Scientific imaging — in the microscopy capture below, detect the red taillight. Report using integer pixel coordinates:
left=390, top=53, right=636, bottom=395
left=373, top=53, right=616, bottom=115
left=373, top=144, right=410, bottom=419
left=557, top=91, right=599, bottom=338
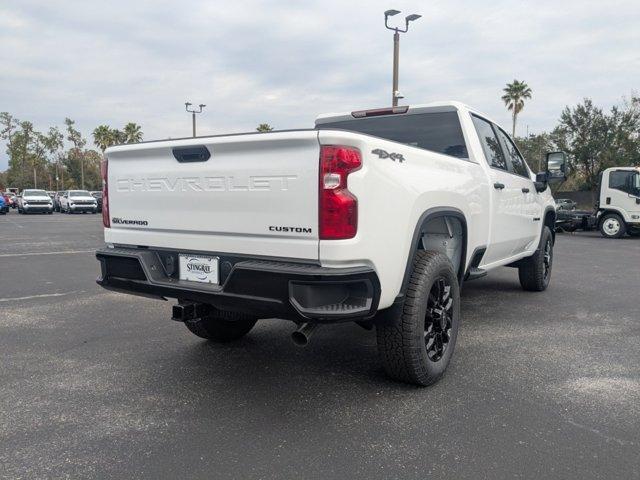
left=319, top=145, right=361, bottom=240
left=101, top=158, right=110, bottom=228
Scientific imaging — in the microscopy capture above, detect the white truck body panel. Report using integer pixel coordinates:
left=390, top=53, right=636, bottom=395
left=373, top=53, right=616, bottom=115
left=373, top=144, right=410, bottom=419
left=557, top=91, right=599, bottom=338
left=103, top=101, right=556, bottom=310
left=599, top=167, right=640, bottom=223
left=105, top=131, right=320, bottom=260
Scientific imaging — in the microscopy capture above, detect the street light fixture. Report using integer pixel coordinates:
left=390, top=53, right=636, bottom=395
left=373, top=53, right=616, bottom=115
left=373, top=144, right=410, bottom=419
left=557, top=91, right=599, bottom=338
left=384, top=9, right=421, bottom=106
left=185, top=102, right=206, bottom=137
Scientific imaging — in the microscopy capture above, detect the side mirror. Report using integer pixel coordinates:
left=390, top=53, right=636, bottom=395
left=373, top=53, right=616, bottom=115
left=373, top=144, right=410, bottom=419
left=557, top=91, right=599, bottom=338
left=545, top=151, right=568, bottom=184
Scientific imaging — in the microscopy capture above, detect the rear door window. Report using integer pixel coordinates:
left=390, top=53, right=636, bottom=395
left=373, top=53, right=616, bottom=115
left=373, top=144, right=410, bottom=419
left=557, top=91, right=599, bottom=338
left=495, top=128, right=530, bottom=178
left=471, top=116, right=508, bottom=170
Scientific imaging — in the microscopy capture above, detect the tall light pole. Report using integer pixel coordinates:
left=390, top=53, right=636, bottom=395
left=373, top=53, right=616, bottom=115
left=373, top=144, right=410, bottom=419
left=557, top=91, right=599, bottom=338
left=185, top=102, right=206, bottom=137
left=384, top=10, right=421, bottom=107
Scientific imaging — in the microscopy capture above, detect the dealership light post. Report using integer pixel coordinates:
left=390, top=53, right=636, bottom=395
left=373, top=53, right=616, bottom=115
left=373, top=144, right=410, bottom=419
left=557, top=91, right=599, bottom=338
left=384, top=9, right=421, bottom=107
left=185, top=102, right=206, bottom=137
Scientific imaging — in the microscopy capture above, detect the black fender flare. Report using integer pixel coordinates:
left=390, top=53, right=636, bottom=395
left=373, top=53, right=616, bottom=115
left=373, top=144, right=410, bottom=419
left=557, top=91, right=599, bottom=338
left=397, top=207, right=468, bottom=299
left=543, top=206, right=556, bottom=244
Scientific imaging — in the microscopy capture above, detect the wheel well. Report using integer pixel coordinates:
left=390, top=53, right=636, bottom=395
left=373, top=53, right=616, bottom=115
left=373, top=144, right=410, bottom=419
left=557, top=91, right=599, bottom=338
left=599, top=209, right=624, bottom=221
left=419, top=216, right=465, bottom=279
left=399, top=209, right=468, bottom=297
left=544, top=208, right=556, bottom=243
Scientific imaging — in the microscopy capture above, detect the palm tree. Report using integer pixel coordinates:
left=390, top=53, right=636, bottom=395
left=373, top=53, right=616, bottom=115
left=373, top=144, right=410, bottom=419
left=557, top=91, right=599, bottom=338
left=123, top=122, right=143, bottom=143
left=501, top=80, right=533, bottom=138
left=256, top=123, right=273, bottom=132
left=92, top=125, right=113, bottom=152
left=111, top=129, right=127, bottom=145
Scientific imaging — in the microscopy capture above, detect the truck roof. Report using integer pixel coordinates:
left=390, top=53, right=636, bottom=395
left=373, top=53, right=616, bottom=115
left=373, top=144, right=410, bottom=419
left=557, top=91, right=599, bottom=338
left=315, top=100, right=491, bottom=125
left=602, top=166, right=640, bottom=172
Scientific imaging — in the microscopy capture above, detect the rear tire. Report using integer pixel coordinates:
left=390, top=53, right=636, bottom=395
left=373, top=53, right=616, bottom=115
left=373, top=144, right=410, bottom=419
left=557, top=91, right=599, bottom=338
left=599, top=213, right=626, bottom=239
left=184, top=309, right=258, bottom=342
left=376, top=251, right=460, bottom=387
left=518, top=226, right=553, bottom=291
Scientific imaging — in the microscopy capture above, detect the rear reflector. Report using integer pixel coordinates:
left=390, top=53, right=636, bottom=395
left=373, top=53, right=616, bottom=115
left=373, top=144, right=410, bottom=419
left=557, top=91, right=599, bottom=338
left=319, top=146, right=361, bottom=240
left=101, top=158, right=110, bottom=228
left=351, top=106, right=409, bottom=118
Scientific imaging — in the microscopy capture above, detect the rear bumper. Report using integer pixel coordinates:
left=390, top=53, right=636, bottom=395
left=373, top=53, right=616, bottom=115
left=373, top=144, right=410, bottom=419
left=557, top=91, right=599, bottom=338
left=96, top=247, right=380, bottom=322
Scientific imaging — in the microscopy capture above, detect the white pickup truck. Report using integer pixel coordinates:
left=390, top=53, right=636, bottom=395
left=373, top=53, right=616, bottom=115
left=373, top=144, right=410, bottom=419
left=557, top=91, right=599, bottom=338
left=96, top=101, right=567, bottom=386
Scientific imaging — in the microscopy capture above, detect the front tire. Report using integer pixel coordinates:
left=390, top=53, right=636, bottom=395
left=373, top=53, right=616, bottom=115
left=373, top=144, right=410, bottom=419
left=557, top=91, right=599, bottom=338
left=376, top=251, right=460, bottom=387
left=184, top=309, right=258, bottom=342
left=599, top=213, right=626, bottom=239
left=518, top=226, right=553, bottom=291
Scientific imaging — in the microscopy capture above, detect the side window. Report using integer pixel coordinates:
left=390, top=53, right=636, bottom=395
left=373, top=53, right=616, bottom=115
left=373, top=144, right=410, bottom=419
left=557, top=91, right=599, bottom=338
left=471, top=115, right=508, bottom=170
left=495, top=128, right=530, bottom=178
left=609, top=171, right=639, bottom=195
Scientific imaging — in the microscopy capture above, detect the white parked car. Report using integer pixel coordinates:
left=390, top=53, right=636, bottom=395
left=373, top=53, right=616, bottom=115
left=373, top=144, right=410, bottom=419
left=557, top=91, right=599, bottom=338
left=17, top=189, right=53, bottom=214
left=59, top=190, right=98, bottom=214
left=96, top=101, right=566, bottom=386
left=596, top=167, right=640, bottom=238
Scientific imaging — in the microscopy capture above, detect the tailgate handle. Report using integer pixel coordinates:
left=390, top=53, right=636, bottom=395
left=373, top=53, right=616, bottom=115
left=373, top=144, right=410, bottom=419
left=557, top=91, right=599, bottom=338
left=172, top=146, right=211, bottom=163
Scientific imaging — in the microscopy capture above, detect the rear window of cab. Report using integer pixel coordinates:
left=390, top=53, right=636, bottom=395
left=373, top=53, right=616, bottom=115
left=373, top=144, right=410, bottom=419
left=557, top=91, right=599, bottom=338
left=317, top=111, right=468, bottom=159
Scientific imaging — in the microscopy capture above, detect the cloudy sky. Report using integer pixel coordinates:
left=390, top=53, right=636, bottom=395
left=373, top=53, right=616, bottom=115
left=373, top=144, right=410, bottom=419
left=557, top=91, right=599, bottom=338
left=1, top=0, right=638, bottom=170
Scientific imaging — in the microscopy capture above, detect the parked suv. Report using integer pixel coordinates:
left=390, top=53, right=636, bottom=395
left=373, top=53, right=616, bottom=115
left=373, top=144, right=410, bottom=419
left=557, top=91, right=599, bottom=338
left=91, top=191, right=103, bottom=212
left=0, top=194, right=7, bottom=214
left=53, top=191, right=66, bottom=212
left=59, top=190, right=98, bottom=214
left=96, top=101, right=566, bottom=386
left=17, top=189, right=53, bottom=214
left=2, top=193, right=15, bottom=211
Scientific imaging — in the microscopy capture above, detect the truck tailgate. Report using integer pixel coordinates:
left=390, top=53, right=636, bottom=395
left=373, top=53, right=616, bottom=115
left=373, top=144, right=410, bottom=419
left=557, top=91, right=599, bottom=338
left=105, top=130, right=320, bottom=260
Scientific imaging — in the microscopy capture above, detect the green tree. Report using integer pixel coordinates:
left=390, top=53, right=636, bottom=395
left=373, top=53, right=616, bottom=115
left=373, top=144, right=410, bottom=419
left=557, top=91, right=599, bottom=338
left=0, top=112, right=20, bottom=187
left=123, top=122, right=143, bottom=143
left=502, top=80, right=533, bottom=138
left=92, top=125, right=113, bottom=152
left=256, top=123, right=273, bottom=132
left=93, top=123, right=143, bottom=153
left=605, top=95, right=640, bottom=168
left=44, top=126, right=65, bottom=190
left=552, top=99, right=612, bottom=190
left=515, top=132, right=556, bottom=172
left=65, top=118, right=88, bottom=189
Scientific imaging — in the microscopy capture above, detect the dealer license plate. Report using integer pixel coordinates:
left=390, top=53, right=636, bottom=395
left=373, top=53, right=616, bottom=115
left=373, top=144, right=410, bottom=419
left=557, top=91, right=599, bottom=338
left=179, top=254, right=219, bottom=284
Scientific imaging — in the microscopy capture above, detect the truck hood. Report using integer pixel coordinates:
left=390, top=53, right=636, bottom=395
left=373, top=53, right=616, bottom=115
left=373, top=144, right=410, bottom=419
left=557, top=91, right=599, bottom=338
left=23, top=195, right=51, bottom=201
left=69, top=196, right=96, bottom=201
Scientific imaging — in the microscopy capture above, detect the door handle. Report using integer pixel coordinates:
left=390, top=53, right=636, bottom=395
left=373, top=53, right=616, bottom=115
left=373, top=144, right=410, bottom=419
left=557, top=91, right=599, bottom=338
left=521, top=187, right=530, bottom=193
left=493, top=182, right=505, bottom=190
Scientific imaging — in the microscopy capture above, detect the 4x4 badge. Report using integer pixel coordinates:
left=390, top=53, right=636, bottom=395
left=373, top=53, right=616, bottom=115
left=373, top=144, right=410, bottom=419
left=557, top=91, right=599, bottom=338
left=372, top=148, right=405, bottom=163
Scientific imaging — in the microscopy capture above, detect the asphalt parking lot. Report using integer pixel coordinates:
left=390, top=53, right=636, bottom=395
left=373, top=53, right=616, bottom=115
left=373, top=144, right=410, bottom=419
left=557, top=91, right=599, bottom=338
left=0, top=211, right=639, bottom=479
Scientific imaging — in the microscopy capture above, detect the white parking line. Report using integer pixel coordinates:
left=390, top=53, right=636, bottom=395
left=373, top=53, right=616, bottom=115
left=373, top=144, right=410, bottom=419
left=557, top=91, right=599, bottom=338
left=0, top=292, right=81, bottom=303
left=0, top=249, right=95, bottom=258
left=3, top=217, right=25, bottom=228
